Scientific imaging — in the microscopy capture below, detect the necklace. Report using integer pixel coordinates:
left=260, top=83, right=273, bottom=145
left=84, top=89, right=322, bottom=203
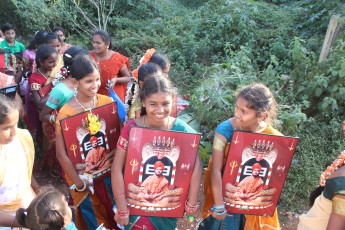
left=37, top=68, right=48, bottom=80
left=143, top=115, right=170, bottom=130
left=74, top=94, right=97, bottom=111
left=319, top=150, right=345, bottom=186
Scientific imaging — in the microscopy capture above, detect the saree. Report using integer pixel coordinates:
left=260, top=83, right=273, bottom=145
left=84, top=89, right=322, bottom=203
left=117, top=119, right=196, bottom=230
left=0, top=129, right=35, bottom=230
left=56, top=94, right=119, bottom=230
left=298, top=177, right=345, bottom=230
left=202, top=120, right=282, bottom=230
left=90, top=51, right=130, bottom=102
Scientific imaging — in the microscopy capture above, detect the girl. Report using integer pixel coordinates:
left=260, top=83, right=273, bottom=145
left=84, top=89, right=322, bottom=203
left=298, top=152, right=345, bottom=229
left=26, top=44, right=57, bottom=142
left=45, top=32, right=64, bottom=79
left=111, top=76, right=202, bottom=230
left=16, top=189, right=76, bottom=230
left=127, top=62, right=162, bottom=120
left=23, top=30, right=48, bottom=72
left=201, top=83, right=282, bottom=230
left=0, top=94, right=40, bottom=229
left=90, top=30, right=130, bottom=101
left=55, top=55, right=118, bottom=230
left=53, top=27, right=72, bottom=55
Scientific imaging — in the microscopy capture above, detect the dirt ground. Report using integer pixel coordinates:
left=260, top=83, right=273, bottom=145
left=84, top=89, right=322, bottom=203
left=34, top=169, right=300, bottom=230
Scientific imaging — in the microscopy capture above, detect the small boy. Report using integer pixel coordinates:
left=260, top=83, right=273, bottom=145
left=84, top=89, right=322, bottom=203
left=0, top=23, right=25, bottom=54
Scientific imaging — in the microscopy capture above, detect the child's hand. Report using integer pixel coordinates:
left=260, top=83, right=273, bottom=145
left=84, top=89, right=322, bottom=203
left=114, top=212, right=129, bottom=226
left=106, top=77, right=117, bottom=90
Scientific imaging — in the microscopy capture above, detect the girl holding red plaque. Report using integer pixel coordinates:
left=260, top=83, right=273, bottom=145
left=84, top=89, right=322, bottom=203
left=201, top=83, right=283, bottom=230
left=111, top=76, right=202, bottom=230
left=55, top=55, right=118, bottom=230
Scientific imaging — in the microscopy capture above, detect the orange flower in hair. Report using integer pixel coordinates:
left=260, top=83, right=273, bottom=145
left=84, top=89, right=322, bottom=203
left=132, top=48, right=156, bottom=79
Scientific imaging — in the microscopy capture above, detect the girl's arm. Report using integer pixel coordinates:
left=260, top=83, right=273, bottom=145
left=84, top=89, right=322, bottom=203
left=210, top=132, right=228, bottom=220
left=0, top=213, right=19, bottom=228
left=326, top=195, right=345, bottom=230
left=31, top=90, right=48, bottom=110
left=56, top=133, right=89, bottom=190
left=185, top=154, right=202, bottom=216
left=40, top=105, right=55, bottom=123
left=111, top=147, right=129, bottom=226
left=108, top=65, right=131, bottom=88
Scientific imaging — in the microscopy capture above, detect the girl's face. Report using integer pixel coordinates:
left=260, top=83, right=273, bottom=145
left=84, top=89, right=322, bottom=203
left=234, top=96, right=264, bottom=131
left=92, top=34, right=109, bottom=54
left=142, top=91, right=173, bottom=122
left=76, top=70, right=101, bottom=97
left=48, top=39, right=61, bottom=54
left=54, top=30, right=65, bottom=43
left=39, top=53, right=58, bottom=72
left=0, top=109, right=19, bottom=145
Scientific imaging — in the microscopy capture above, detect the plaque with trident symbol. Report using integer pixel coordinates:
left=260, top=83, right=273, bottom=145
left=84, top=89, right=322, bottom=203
left=130, top=159, right=138, bottom=175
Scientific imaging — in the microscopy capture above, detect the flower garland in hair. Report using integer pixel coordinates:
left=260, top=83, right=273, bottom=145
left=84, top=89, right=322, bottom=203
left=319, top=150, right=345, bottom=186
left=131, top=48, right=156, bottom=79
left=51, top=67, right=68, bottom=86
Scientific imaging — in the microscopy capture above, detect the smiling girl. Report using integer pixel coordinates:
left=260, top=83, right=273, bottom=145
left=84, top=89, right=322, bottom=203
left=111, top=76, right=202, bottom=230
left=201, top=83, right=282, bottom=230
left=55, top=55, right=118, bottom=230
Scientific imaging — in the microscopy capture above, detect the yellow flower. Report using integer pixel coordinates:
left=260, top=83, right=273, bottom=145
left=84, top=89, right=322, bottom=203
left=88, top=113, right=100, bottom=135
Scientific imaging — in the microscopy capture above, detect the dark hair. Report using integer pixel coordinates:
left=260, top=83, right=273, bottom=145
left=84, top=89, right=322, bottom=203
left=71, top=55, right=99, bottom=80
left=52, top=26, right=65, bottom=35
left=140, top=76, right=175, bottom=116
left=35, top=44, right=57, bottom=68
left=27, top=30, right=48, bottom=50
left=149, top=52, right=170, bottom=70
left=16, top=189, right=69, bottom=230
left=138, top=63, right=162, bottom=83
left=62, top=46, right=90, bottom=77
left=236, top=83, right=277, bottom=125
left=14, top=52, right=23, bottom=61
left=309, top=186, right=324, bottom=206
left=92, top=30, right=111, bottom=48
left=0, top=94, right=20, bottom=125
left=1, top=23, right=15, bottom=33
left=45, top=32, right=61, bottom=44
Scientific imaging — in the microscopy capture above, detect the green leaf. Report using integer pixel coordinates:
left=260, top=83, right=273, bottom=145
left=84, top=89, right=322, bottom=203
left=314, top=88, right=322, bottom=97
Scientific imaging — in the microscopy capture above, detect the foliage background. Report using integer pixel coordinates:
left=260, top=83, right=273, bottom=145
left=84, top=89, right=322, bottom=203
left=1, top=0, right=345, bottom=213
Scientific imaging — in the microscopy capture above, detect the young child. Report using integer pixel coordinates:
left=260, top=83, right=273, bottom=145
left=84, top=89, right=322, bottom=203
left=0, top=23, right=25, bottom=54
left=53, top=26, right=72, bottom=55
left=111, top=76, right=202, bottom=230
left=201, top=83, right=282, bottom=230
left=55, top=55, right=117, bottom=230
left=16, top=189, right=76, bottom=230
left=0, top=94, right=40, bottom=229
left=23, top=30, right=48, bottom=72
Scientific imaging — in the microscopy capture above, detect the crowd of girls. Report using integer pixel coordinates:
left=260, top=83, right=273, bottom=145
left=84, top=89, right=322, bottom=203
left=1, top=22, right=345, bottom=230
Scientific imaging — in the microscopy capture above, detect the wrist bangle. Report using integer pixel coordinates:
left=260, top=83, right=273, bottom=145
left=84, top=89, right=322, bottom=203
left=75, top=181, right=86, bottom=192
left=115, top=194, right=125, bottom=200
left=214, top=204, right=225, bottom=209
left=49, top=114, right=56, bottom=124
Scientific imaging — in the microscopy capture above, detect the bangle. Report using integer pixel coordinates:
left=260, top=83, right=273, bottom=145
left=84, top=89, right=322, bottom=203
left=75, top=181, right=86, bottom=192
left=117, top=209, right=129, bottom=219
left=214, top=204, right=225, bottom=209
left=49, top=114, right=56, bottom=124
left=185, top=199, right=198, bottom=213
left=211, top=204, right=226, bottom=215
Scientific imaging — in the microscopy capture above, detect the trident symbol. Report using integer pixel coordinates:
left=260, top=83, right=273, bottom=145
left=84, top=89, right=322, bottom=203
left=64, top=122, right=69, bottom=131
left=112, top=105, right=117, bottom=114
left=70, top=144, right=77, bottom=157
left=288, top=141, right=294, bottom=151
left=233, top=133, right=239, bottom=144
left=130, top=159, right=138, bottom=174
left=229, top=160, right=238, bottom=175
left=191, top=137, right=197, bottom=148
